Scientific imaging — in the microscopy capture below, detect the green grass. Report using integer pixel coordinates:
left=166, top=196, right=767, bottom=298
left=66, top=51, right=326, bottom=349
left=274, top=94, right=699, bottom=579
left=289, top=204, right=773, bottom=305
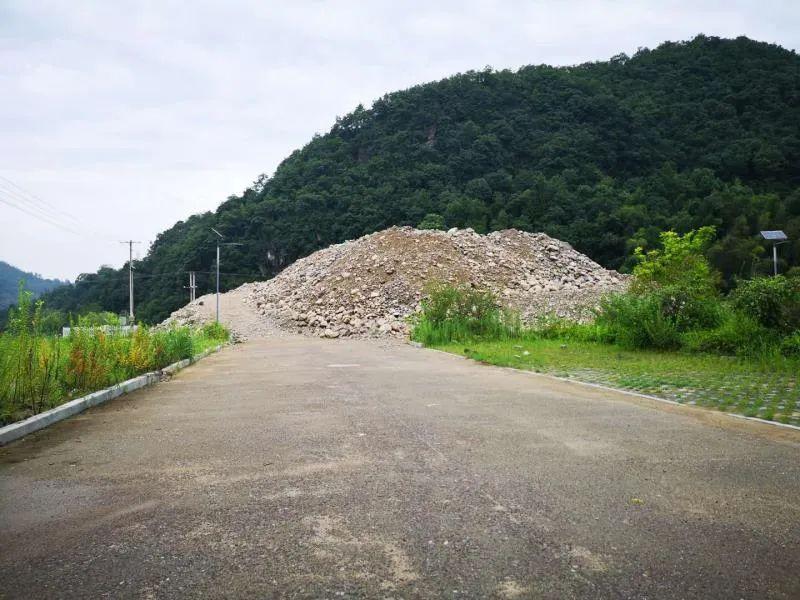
left=434, top=338, right=800, bottom=426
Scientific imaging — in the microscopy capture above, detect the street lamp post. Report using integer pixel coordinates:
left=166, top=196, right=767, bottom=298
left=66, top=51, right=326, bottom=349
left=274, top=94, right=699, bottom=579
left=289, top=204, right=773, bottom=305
left=760, top=231, right=789, bottom=276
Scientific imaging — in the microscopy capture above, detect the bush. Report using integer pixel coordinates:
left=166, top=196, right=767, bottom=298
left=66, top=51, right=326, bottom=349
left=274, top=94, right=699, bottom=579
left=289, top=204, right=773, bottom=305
left=77, top=311, right=122, bottom=327
left=530, top=315, right=610, bottom=343
left=411, top=283, right=518, bottom=344
left=201, top=321, right=230, bottom=341
left=780, top=331, right=800, bottom=357
left=681, top=311, right=774, bottom=356
left=38, top=308, right=67, bottom=335
left=594, top=227, right=729, bottom=351
left=151, top=327, right=194, bottom=367
left=596, top=293, right=681, bottom=350
left=654, top=286, right=725, bottom=332
left=416, top=282, right=496, bottom=327
left=631, top=226, right=718, bottom=296
left=730, top=275, right=800, bottom=330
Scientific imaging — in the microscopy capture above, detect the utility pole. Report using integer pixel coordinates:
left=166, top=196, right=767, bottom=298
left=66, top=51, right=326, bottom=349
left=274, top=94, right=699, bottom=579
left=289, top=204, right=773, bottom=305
left=211, top=228, right=242, bottom=323
left=216, top=243, right=220, bottom=321
left=184, top=271, right=197, bottom=302
left=119, top=240, right=140, bottom=322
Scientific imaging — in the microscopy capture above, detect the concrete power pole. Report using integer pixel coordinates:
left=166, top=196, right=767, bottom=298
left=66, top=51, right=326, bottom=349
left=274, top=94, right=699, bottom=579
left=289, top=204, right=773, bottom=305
left=184, top=271, right=197, bottom=302
left=210, top=228, right=242, bottom=323
left=216, top=243, right=220, bottom=321
left=120, top=240, right=140, bottom=322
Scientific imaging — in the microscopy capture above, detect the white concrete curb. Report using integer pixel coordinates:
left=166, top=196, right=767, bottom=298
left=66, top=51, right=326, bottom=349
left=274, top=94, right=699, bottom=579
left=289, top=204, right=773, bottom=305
left=0, top=344, right=224, bottom=446
left=415, top=344, right=800, bottom=433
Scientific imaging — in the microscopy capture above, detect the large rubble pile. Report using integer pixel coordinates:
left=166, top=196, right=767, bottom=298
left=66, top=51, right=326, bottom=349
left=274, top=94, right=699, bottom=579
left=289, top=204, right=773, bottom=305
left=229, top=227, right=628, bottom=338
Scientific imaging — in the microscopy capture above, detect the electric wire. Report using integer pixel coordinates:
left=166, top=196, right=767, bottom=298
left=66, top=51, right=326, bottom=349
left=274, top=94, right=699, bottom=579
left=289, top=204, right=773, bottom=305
left=0, top=176, right=118, bottom=241
left=65, top=270, right=266, bottom=286
left=0, top=176, right=83, bottom=227
left=0, top=192, right=87, bottom=237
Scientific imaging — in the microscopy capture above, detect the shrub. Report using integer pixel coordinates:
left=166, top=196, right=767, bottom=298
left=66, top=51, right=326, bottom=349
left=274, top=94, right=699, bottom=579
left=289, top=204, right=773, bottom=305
left=150, top=327, right=193, bottom=368
left=419, top=282, right=496, bottom=326
left=730, top=275, right=800, bottom=330
left=201, top=321, right=230, bottom=341
left=165, top=327, right=194, bottom=362
left=596, top=293, right=681, bottom=350
left=780, top=331, right=800, bottom=357
left=652, top=286, right=725, bottom=332
left=631, top=226, right=718, bottom=296
left=411, top=283, right=517, bottom=344
left=76, top=311, right=122, bottom=327
left=681, top=311, right=774, bottom=356
left=530, top=314, right=610, bottom=343
left=596, top=227, right=727, bottom=351
left=38, top=308, right=67, bottom=335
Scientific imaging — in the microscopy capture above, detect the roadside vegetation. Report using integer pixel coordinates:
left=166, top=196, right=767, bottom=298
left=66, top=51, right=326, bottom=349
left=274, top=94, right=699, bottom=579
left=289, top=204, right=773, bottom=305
left=412, top=228, right=800, bottom=425
left=0, top=287, right=229, bottom=426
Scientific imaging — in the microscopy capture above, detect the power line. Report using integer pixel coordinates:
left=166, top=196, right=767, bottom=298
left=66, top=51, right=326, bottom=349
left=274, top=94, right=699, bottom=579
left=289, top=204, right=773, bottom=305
left=0, top=176, right=83, bottom=227
left=63, top=270, right=264, bottom=285
left=0, top=181, right=84, bottom=232
left=193, top=270, right=265, bottom=277
left=0, top=176, right=116, bottom=241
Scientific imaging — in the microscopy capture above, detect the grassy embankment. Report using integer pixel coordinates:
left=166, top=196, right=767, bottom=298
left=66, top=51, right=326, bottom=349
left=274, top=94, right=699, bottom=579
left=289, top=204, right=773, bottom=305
left=0, top=289, right=229, bottom=426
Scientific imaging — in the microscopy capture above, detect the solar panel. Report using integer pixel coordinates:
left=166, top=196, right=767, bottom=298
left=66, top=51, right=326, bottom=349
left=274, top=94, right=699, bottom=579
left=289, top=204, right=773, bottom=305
left=760, top=230, right=788, bottom=241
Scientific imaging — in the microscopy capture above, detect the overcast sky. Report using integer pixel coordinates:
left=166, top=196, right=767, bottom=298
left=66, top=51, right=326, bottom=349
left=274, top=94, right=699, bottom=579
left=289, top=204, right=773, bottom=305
left=1, top=1, right=798, bottom=280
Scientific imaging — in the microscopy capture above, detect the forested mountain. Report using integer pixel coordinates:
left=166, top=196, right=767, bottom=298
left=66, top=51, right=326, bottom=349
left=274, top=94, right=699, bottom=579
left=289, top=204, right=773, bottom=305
left=0, top=261, right=65, bottom=309
left=40, top=35, right=800, bottom=323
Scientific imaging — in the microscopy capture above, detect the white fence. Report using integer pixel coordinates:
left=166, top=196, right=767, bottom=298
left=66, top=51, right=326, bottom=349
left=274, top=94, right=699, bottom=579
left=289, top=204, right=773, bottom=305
left=61, top=325, right=139, bottom=337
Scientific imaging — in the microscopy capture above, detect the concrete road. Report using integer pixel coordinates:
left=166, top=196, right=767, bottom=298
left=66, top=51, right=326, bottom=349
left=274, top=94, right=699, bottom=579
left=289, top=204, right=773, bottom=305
left=1, top=338, right=799, bottom=599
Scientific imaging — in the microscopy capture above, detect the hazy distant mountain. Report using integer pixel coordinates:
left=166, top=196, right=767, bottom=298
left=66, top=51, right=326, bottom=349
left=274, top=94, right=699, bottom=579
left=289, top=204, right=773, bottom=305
left=0, top=261, right=66, bottom=310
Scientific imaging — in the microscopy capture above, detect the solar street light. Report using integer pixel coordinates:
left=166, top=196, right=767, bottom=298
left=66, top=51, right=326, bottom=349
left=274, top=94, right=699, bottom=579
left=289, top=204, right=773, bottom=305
left=760, top=231, right=788, bottom=276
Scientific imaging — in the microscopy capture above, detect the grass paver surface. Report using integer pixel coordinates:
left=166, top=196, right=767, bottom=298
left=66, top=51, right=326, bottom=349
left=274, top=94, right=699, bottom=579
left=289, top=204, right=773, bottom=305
left=435, top=339, right=800, bottom=426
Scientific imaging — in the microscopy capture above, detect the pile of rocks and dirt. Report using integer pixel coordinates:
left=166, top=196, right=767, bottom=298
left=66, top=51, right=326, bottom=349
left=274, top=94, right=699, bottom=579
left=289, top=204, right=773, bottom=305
left=190, top=226, right=627, bottom=339
left=162, top=286, right=285, bottom=342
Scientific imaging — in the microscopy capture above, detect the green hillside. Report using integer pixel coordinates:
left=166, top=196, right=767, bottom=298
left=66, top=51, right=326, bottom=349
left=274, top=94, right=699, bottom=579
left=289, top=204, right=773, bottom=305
left=0, top=261, right=65, bottom=310
left=40, top=35, right=800, bottom=323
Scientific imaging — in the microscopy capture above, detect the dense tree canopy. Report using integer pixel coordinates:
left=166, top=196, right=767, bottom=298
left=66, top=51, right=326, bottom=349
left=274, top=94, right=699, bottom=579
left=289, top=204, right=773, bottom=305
left=35, top=35, right=800, bottom=323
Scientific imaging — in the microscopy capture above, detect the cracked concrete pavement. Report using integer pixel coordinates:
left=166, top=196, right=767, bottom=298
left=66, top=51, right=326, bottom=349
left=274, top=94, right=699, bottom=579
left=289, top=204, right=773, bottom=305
left=1, top=337, right=799, bottom=598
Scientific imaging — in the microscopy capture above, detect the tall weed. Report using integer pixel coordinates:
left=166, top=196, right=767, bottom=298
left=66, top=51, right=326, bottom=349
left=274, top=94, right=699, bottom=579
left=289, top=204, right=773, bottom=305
left=0, top=286, right=230, bottom=425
